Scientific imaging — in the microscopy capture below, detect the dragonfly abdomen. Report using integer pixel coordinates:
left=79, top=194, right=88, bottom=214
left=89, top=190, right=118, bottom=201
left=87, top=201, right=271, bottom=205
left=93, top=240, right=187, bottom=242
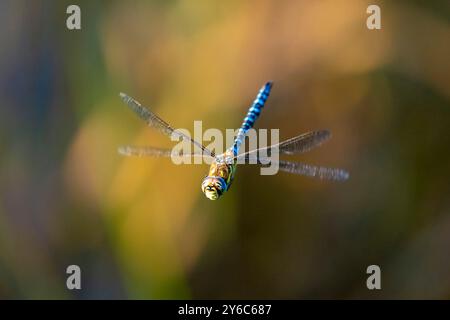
left=233, top=81, right=273, bottom=155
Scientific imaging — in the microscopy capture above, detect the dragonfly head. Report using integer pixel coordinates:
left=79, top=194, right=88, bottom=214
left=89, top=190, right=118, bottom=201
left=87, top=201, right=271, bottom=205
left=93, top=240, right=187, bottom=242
left=201, top=176, right=227, bottom=200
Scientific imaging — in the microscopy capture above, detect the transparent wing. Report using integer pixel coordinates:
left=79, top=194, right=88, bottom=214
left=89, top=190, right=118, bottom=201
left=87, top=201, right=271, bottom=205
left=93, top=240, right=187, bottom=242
left=120, top=93, right=215, bottom=157
left=118, top=145, right=212, bottom=160
left=239, top=130, right=331, bottom=159
left=238, top=155, right=349, bottom=181
left=276, top=160, right=349, bottom=181
left=277, top=130, right=331, bottom=155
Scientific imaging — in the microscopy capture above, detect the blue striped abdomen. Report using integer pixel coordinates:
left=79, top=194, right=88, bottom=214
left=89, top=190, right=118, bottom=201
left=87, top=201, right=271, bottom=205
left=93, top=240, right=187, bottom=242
left=232, top=81, right=273, bottom=155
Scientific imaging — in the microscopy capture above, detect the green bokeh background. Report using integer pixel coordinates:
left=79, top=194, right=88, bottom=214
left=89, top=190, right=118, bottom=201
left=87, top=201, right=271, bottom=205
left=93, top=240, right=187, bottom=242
left=0, top=0, right=449, bottom=299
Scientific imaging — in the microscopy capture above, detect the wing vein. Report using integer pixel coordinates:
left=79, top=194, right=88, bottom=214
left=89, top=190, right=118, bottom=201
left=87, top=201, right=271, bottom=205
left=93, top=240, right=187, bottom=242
left=119, top=93, right=215, bottom=157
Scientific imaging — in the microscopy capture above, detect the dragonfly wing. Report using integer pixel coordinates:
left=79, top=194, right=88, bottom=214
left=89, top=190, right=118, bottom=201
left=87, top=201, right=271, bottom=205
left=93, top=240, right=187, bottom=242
left=118, top=145, right=212, bottom=160
left=120, top=93, right=215, bottom=157
left=238, top=130, right=331, bottom=159
left=277, top=130, right=331, bottom=155
left=276, top=160, right=349, bottom=181
left=237, top=155, right=349, bottom=181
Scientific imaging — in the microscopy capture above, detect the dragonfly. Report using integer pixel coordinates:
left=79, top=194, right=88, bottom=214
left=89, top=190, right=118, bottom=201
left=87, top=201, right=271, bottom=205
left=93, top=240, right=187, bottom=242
left=118, top=81, right=349, bottom=200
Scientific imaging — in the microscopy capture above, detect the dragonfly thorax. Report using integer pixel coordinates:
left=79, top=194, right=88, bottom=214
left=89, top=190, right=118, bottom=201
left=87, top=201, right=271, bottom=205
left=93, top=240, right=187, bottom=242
left=215, top=149, right=235, bottom=165
left=201, top=150, right=237, bottom=200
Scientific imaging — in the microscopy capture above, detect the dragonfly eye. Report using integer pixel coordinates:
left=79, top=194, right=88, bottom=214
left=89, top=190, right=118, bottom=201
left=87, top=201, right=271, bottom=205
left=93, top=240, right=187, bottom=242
left=203, top=186, right=219, bottom=200
left=201, top=177, right=225, bottom=200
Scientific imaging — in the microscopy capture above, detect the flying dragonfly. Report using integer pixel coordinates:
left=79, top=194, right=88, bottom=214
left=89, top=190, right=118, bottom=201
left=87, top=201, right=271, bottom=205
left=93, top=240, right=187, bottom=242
left=118, top=82, right=349, bottom=200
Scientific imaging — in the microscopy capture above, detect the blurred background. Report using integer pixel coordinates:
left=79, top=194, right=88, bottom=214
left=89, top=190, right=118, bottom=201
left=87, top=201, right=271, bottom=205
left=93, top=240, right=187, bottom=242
left=0, top=0, right=449, bottom=299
